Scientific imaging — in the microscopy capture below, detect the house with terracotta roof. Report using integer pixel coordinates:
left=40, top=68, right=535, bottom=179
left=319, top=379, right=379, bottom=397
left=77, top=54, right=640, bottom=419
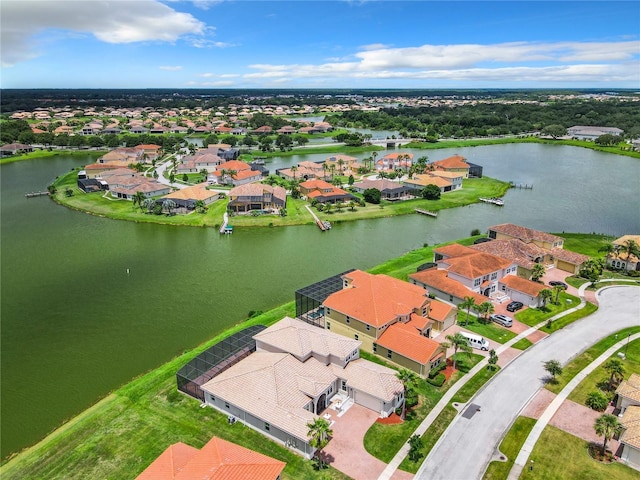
left=498, top=275, right=547, bottom=307
left=99, top=168, right=170, bottom=200
left=201, top=317, right=403, bottom=458
left=409, top=268, right=487, bottom=306
left=133, top=144, right=161, bottom=162
left=0, top=143, right=33, bottom=155
left=161, top=185, right=219, bottom=213
left=324, top=154, right=360, bottom=173
left=487, top=224, right=589, bottom=274
left=376, top=152, right=414, bottom=171
left=321, top=270, right=450, bottom=376
left=277, top=161, right=327, bottom=182
left=136, top=436, right=286, bottom=480
left=299, top=179, right=356, bottom=204
left=470, top=238, right=553, bottom=279
left=432, top=154, right=471, bottom=178
left=228, top=184, right=287, bottom=213
left=619, top=405, right=640, bottom=470
left=99, top=147, right=144, bottom=165
left=606, top=235, right=640, bottom=272
left=208, top=160, right=262, bottom=186
left=403, top=173, right=455, bottom=194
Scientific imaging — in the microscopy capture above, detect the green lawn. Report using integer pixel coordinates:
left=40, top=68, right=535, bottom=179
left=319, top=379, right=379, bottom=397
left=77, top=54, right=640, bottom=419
left=541, top=302, right=598, bottom=333
left=546, top=327, right=640, bottom=395
left=521, top=426, right=639, bottom=480
left=567, top=339, right=640, bottom=407
left=511, top=338, right=534, bottom=351
left=458, top=312, right=518, bottom=345
left=556, top=233, right=614, bottom=258
left=363, top=353, right=484, bottom=465
left=483, top=416, right=537, bottom=480
left=515, top=292, right=581, bottom=327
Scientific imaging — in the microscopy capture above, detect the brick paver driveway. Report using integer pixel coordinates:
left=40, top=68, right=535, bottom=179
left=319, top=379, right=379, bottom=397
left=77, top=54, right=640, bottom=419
left=323, top=403, right=413, bottom=480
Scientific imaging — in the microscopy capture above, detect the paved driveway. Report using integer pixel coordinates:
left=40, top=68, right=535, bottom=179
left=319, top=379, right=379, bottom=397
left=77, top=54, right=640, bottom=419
left=415, top=286, right=640, bottom=480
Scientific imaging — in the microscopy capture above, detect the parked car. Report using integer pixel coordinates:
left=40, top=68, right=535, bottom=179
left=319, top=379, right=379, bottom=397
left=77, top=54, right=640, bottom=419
left=490, top=314, right=513, bottom=327
left=506, top=301, right=524, bottom=312
left=549, top=281, right=568, bottom=289
left=459, top=331, right=490, bottom=351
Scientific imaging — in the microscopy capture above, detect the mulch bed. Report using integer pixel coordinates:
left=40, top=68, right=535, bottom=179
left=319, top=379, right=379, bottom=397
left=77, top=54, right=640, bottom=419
left=441, top=360, right=457, bottom=381
left=377, top=412, right=403, bottom=424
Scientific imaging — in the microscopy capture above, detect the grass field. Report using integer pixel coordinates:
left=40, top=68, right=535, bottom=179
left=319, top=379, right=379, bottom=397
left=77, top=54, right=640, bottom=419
left=457, top=312, right=519, bottom=345
left=520, top=426, right=638, bottom=480
left=515, top=292, right=581, bottom=327
left=483, top=416, right=537, bottom=480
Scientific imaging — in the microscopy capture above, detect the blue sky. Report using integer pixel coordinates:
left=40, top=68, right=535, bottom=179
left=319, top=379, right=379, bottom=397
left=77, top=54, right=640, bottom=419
left=1, top=1, right=639, bottom=89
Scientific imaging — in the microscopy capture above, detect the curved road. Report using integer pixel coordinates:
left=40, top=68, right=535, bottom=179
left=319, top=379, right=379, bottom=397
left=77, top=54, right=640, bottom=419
left=416, top=285, right=640, bottom=480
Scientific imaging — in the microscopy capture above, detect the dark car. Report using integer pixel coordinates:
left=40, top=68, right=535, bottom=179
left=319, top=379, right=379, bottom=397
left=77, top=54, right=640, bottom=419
left=506, top=301, right=524, bottom=312
left=549, top=281, right=568, bottom=289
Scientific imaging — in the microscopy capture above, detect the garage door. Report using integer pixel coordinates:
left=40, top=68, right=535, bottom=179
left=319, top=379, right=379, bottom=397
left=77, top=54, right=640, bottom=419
left=353, top=389, right=380, bottom=411
left=556, top=260, right=576, bottom=273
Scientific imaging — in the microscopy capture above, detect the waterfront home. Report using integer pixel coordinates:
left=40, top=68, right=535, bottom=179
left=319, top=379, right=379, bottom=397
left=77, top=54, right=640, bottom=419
left=324, top=154, right=359, bottom=173
left=0, top=143, right=33, bottom=155
left=606, top=235, right=640, bottom=272
left=136, top=436, right=286, bottom=480
left=470, top=238, right=553, bottom=279
left=201, top=317, right=403, bottom=459
left=403, top=173, right=455, bottom=194
left=487, top=224, right=589, bottom=274
left=351, top=178, right=412, bottom=200
left=409, top=268, right=487, bottom=306
left=321, top=270, right=450, bottom=376
left=177, top=152, right=224, bottom=174
left=227, top=183, right=286, bottom=213
left=431, top=154, right=471, bottom=178
left=278, top=161, right=327, bottom=181
left=99, top=168, right=170, bottom=200
left=208, top=160, right=262, bottom=186
left=161, top=185, right=219, bottom=213
left=498, top=275, right=547, bottom=308
left=299, top=179, right=356, bottom=204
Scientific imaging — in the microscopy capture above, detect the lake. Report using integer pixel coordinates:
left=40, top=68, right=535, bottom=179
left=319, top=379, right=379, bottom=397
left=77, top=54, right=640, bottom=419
left=1, top=144, right=638, bottom=458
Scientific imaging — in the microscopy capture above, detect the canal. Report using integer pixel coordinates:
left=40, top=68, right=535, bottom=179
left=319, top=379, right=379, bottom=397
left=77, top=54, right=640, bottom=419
left=1, top=144, right=638, bottom=458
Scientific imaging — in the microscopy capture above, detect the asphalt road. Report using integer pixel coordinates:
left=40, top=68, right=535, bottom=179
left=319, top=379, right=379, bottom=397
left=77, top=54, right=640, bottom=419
left=416, top=285, right=640, bottom=480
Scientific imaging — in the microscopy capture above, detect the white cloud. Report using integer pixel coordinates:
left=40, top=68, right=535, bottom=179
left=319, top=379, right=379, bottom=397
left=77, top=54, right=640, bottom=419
left=242, top=40, right=640, bottom=85
left=159, top=66, right=183, bottom=71
left=1, top=0, right=206, bottom=66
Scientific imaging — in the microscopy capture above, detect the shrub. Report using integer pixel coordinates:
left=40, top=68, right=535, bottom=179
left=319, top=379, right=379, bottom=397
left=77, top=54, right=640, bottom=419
left=428, top=362, right=446, bottom=378
left=471, top=228, right=481, bottom=236
left=586, top=391, right=609, bottom=411
left=427, top=373, right=446, bottom=387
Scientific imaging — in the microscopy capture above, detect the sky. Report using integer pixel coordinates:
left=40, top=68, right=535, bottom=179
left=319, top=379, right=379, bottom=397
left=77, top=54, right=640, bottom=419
left=1, top=0, right=639, bottom=89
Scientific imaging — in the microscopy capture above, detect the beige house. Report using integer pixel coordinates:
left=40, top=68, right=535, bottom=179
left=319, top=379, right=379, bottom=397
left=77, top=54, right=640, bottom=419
left=616, top=373, right=640, bottom=413
left=619, top=405, right=640, bottom=471
left=201, top=317, right=403, bottom=459
left=607, top=235, right=640, bottom=272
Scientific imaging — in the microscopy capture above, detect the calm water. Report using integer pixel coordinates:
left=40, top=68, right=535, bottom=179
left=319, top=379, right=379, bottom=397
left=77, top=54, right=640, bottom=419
left=1, top=144, right=639, bottom=458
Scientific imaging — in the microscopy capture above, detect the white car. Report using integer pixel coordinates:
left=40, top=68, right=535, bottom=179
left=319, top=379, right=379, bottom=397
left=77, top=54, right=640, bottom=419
left=490, top=314, right=513, bottom=327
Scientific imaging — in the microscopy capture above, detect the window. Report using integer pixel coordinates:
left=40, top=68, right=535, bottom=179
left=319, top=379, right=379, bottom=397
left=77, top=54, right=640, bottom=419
left=366, top=324, right=370, bottom=331
left=373, top=343, right=377, bottom=353
left=346, top=316, right=350, bottom=324
left=326, top=308, right=331, bottom=315
left=225, top=402, right=230, bottom=409
left=474, top=278, right=481, bottom=287
left=341, top=380, right=346, bottom=390
left=326, top=321, right=331, bottom=330
left=354, top=334, right=359, bottom=341
left=387, top=351, right=392, bottom=359
left=491, top=272, right=497, bottom=280
left=265, top=422, right=270, bottom=431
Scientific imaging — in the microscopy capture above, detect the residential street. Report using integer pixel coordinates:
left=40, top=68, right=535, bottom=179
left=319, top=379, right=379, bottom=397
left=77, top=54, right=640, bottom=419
left=416, top=285, right=640, bottom=480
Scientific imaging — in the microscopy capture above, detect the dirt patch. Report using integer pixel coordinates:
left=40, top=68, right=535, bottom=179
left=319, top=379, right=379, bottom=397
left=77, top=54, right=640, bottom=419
left=377, top=412, right=403, bottom=425
left=442, top=361, right=457, bottom=381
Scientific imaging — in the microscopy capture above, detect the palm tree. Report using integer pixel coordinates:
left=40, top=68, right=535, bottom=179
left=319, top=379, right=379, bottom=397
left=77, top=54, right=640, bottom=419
left=598, top=242, right=615, bottom=256
left=329, top=164, right=336, bottom=181
left=396, top=369, right=418, bottom=420
left=594, top=413, right=623, bottom=456
left=132, top=191, right=146, bottom=210
left=621, top=239, right=640, bottom=262
left=445, top=332, right=471, bottom=370
left=162, top=199, right=177, bottom=215
left=552, top=284, right=564, bottom=305
left=347, top=200, right=357, bottom=211
left=371, top=151, right=378, bottom=170
left=530, top=263, right=546, bottom=282
left=194, top=199, right=207, bottom=214
left=290, top=165, right=298, bottom=181
left=337, top=158, right=345, bottom=173
left=307, top=417, right=333, bottom=470
left=539, top=289, right=553, bottom=308
left=474, top=301, right=494, bottom=324
left=322, top=162, right=330, bottom=180
left=459, top=296, right=476, bottom=326
left=142, top=198, right=156, bottom=213
left=604, top=358, right=625, bottom=390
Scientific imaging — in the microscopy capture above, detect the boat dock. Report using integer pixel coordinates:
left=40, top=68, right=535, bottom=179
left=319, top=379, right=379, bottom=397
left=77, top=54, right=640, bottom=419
left=479, top=197, right=504, bottom=206
left=219, top=212, right=233, bottom=234
left=25, top=191, right=50, bottom=198
left=305, top=205, right=331, bottom=231
left=415, top=208, right=438, bottom=217
left=509, top=183, right=533, bottom=189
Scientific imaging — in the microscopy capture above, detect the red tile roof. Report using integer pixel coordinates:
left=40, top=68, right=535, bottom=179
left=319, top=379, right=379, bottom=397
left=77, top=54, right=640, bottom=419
left=427, top=299, right=455, bottom=322
left=499, top=275, right=547, bottom=297
left=377, top=322, right=443, bottom=364
left=409, top=269, right=486, bottom=304
left=440, top=250, right=513, bottom=279
left=434, top=243, right=477, bottom=258
left=324, top=270, right=429, bottom=328
left=137, top=437, right=285, bottom=480
left=433, top=155, right=469, bottom=169
left=489, top=223, right=563, bottom=244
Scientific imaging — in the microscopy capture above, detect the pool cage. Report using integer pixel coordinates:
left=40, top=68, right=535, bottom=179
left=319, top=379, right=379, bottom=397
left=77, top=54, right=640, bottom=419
left=295, top=269, right=355, bottom=327
left=176, top=324, right=267, bottom=400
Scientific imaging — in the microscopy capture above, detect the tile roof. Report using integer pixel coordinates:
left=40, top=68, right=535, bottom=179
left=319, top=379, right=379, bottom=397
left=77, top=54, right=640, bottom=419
left=164, top=185, right=218, bottom=201
left=377, top=322, right=443, bottom=364
left=218, top=160, right=251, bottom=171
left=471, top=239, right=547, bottom=270
left=617, top=373, right=640, bottom=403
left=427, top=299, right=455, bottom=322
left=440, top=250, right=513, bottom=279
left=613, top=235, right=640, bottom=247
left=407, top=312, right=431, bottom=331
left=254, top=316, right=361, bottom=361
left=499, top=275, right=547, bottom=297
left=550, top=248, right=590, bottom=265
left=353, top=179, right=408, bottom=192
left=229, top=183, right=285, bottom=201
left=434, top=243, right=477, bottom=258
left=404, top=174, right=451, bottom=188
left=409, top=269, right=486, bottom=304
left=137, top=437, right=285, bottom=480
left=331, top=358, right=403, bottom=401
left=323, top=270, right=429, bottom=328
left=620, top=406, right=640, bottom=449
left=300, top=179, right=334, bottom=189
left=433, top=155, right=469, bottom=169
left=489, top=224, right=563, bottom=244
left=381, top=152, right=414, bottom=160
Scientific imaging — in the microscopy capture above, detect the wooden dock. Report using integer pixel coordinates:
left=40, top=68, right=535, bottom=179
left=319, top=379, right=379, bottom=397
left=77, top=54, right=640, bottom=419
left=25, top=191, right=50, bottom=198
left=509, top=183, right=533, bottom=189
left=219, top=212, right=233, bottom=234
left=415, top=208, right=438, bottom=217
left=306, top=205, right=331, bottom=231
